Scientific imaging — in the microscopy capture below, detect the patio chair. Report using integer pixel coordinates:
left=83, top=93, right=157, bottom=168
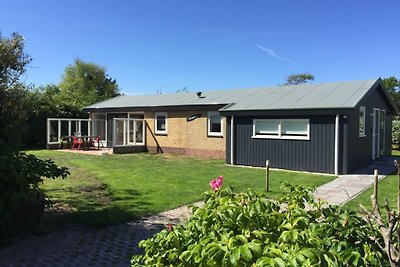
left=71, top=136, right=83, bottom=150
left=58, top=137, right=68, bottom=149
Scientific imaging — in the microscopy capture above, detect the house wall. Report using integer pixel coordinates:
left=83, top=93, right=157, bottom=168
left=346, top=86, right=394, bottom=172
left=144, top=110, right=226, bottom=158
left=227, top=115, right=336, bottom=173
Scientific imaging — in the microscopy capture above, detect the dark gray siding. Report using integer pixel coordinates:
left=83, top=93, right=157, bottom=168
left=226, top=116, right=232, bottom=163
left=346, top=86, right=395, bottom=172
left=232, top=116, right=335, bottom=173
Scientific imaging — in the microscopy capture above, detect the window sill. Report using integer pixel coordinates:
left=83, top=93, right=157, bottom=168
left=155, top=132, right=167, bottom=136
left=252, top=135, right=310, bottom=141
left=208, top=133, right=223, bottom=138
left=359, top=134, right=367, bottom=138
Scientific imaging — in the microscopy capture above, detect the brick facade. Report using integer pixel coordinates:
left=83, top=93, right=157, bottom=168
left=145, top=110, right=226, bottom=159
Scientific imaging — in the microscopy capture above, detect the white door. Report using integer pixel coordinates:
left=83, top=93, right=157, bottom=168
left=372, top=108, right=380, bottom=160
left=380, top=110, right=386, bottom=156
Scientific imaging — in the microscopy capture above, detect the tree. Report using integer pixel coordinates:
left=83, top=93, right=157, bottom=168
left=0, top=32, right=32, bottom=150
left=284, top=73, right=315, bottom=85
left=58, top=59, right=119, bottom=111
left=0, top=33, right=68, bottom=240
left=382, top=76, right=400, bottom=110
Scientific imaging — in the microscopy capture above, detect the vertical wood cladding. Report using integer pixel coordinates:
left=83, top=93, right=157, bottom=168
left=234, top=116, right=335, bottom=173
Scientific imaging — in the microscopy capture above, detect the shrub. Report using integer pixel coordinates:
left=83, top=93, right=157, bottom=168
left=132, top=183, right=384, bottom=266
left=392, top=119, right=400, bottom=149
left=0, top=152, right=69, bottom=239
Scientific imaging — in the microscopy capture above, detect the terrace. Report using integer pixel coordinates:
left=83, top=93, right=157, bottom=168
left=46, top=117, right=146, bottom=153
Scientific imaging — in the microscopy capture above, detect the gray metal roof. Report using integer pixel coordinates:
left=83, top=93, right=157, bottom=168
left=84, top=79, right=387, bottom=112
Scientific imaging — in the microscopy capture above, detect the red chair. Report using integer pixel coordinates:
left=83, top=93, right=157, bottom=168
left=71, top=137, right=83, bottom=150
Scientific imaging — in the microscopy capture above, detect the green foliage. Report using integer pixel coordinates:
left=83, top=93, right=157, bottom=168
left=59, top=58, right=119, bottom=110
left=0, top=32, right=32, bottom=88
left=132, top=184, right=384, bottom=266
left=0, top=152, right=69, bottom=238
left=0, top=33, right=69, bottom=240
left=284, top=73, right=315, bottom=85
left=0, top=33, right=32, bottom=151
left=382, top=76, right=400, bottom=111
left=393, top=119, right=400, bottom=149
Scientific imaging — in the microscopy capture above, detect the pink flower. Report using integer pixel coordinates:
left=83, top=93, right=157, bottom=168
left=167, top=223, right=173, bottom=232
left=210, top=176, right=224, bottom=191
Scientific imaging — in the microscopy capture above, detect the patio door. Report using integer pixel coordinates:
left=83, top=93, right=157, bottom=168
left=372, top=108, right=381, bottom=160
left=107, top=113, right=127, bottom=147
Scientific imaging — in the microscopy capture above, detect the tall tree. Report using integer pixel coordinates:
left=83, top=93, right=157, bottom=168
left=0, top=32, right=32, bottom=150
left=284, top=73, right=315, bottom=85
left=58, top=58, right=119, bottom=111
left=382, top=76, right=400, bottom=110
left=0, top=33, right=68, bottom=239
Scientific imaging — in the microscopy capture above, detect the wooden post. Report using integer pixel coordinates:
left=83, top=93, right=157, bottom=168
left=373, top=169, right=378, bottom=203
left=266, top=160, right=270, bottom=192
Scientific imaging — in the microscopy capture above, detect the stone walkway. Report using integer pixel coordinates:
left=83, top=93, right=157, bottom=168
left=314, top=156, right=398, bottom=205
left=0, top=157, right=397, bottom=266
left=0, top=203, right=202, bottom=267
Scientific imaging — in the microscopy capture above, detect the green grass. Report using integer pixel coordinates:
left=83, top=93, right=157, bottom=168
left=344, top=150, right=399, bottom=211
left=30, top=150, right=334, bottom=228
left=344, top=174, right=398, bottom=211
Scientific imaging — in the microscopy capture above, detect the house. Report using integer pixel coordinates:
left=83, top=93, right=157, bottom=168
left=47, top=78, right=397, bottom=175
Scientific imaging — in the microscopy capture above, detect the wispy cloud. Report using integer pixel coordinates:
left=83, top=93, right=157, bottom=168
left=253, top=43, right=295, bottom=63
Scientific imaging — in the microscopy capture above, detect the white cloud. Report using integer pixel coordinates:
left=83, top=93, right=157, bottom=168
left=253, top=43, right=295, bottom=63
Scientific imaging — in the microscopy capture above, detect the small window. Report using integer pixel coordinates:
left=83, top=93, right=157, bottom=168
left=253, top=119, right=310, bottom=140
left=208, top=112, right=223, bottom=136
left=155, top=112, right=167, bottom=135
left=359, top=106, right=366, bottom=137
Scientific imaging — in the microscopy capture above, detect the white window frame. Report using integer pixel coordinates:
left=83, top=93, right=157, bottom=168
left=155, top=112, right=167, bottom=135
left=359, top=106, right=366, bottom=137
left=252, top=119, right=310, bottom=140
left=207, top=111, right=223, bottom=137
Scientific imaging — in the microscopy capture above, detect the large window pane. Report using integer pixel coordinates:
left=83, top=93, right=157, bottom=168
left=255, top=120, right=279, bottom=135
left=253, top=119, right=310, bottom=140
left=155, top=112, right=167, bottom=134
left=208, top=112, right=222, bottom=135
left=359, top=106, right=366, bottom=137
left=281, top=120, right=308, bottom=136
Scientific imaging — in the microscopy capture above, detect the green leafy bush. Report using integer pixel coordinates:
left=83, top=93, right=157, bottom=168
left=132, top=184, right=384, bottom=266
left=392, top=119, right=400, bottom=149
left=0, top=152, right=69, bottom=239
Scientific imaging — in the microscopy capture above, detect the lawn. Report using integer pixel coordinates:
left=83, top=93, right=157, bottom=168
left=344, top=174, right=398, bottom=212
left=344, top=150, right=400, bottom=211
left=30, top=150, right=334, bottom=229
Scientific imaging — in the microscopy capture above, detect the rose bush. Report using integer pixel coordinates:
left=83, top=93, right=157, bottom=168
left=131, top=182, right=385, bottom=266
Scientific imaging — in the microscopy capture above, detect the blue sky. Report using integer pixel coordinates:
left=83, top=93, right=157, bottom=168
left=1, top=0, right=399, bottom=94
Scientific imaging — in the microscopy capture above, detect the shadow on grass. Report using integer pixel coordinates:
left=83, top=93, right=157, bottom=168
left=44, top=187, right=151, bottom=229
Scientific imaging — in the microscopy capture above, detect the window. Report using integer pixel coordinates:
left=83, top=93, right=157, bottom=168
left=359, top=106, right=366, bottom=137
left=155, top=112, right=167, bottom=134
left=208, top=112, right=223, bottom=136
left=253, top=119, right=310, bottom=140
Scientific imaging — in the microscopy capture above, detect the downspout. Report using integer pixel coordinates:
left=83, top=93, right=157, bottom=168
left=334, top=115, right=339, bottom=175
left=230, top=116, right=234, bottom=165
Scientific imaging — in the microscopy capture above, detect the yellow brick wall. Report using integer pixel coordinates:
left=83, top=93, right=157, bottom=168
left=145, top=110, right=226, bottom=156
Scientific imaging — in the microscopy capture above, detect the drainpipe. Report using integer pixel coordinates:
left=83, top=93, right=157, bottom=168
left=230, top=116, right=234, bottom=165
left=334, top=115, right=339, bottom=175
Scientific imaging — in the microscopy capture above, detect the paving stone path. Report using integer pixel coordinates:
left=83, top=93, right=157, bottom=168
left=314, top=156, right=398, bottom=205
left=0, top=203, right=202, bottom=267
left=313, top=174, right=385, bottom=205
